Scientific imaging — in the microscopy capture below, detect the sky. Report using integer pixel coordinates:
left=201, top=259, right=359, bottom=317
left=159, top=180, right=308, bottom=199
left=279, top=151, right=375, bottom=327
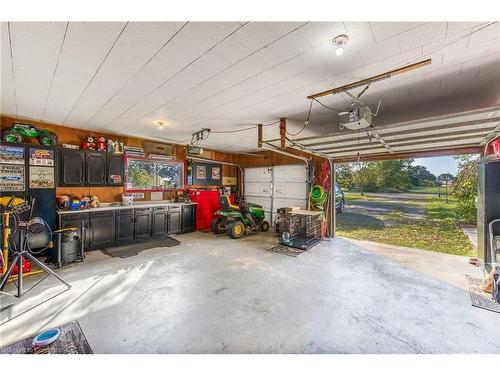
left=413, top=156, right=459, bottom=177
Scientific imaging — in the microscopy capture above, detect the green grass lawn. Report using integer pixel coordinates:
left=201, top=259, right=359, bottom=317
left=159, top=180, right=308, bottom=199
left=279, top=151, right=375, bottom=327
left=338, top=194, right=475, bottom=257
left=408, top=185, right=450, bottom=195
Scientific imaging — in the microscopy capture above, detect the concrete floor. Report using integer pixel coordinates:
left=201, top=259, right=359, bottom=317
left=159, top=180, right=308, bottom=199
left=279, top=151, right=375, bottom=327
left=1, top=231, right=499, bottom=354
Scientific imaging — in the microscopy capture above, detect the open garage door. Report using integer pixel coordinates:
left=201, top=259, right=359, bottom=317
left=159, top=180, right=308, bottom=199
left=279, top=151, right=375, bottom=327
left=244, top=165, right=308, bottom=224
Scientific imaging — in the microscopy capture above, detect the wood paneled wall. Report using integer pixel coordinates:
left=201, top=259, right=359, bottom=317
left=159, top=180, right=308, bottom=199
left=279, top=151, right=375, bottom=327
left=1, top=116, right=238, bottom=202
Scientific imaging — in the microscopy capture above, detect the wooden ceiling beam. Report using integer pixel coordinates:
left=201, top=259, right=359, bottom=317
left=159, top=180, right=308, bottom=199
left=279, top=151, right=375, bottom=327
left=307, top=59, right=432, bottom=100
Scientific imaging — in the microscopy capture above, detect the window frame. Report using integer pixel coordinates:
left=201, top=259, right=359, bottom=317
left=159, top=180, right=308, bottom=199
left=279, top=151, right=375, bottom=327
left=124, top=156, right=185, bottom=192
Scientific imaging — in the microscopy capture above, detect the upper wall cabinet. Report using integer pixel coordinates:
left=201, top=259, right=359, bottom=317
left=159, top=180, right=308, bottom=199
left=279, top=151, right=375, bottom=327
left=59, top=149, right=124, bottom=187
left=59, top=148, right=85, bottom=186
left=86, top=150, right=107, bottom=186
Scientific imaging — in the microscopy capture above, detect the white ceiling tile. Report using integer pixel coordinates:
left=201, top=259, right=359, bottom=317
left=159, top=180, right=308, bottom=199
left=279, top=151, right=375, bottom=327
left=42, top=22, right=127, bottom=124
left=189, top=22, right=243, bottom=43
left=298, top=22, right=347, bottom=48
left=370, top=22, right=421, bottom=42
left=446, top=22, right=483, bottom=37
left=468, top=22, right=499, bottom=45
left=265, top=22, right=307, bottom=37
left=399, top=22, right=447, bottom=52
left=343, top=22, right=376, bottom=46
left=9, top=22, right=67, bottom=119
left=1, top=23, right=16, bottom=116
left=357, top=35, right=400, bottom=65
left=233, top=22, right=280, bottom=52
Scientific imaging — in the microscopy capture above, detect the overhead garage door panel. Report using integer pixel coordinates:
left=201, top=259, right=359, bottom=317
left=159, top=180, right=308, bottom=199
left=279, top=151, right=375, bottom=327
left=273, top=165, right=307, bottom=182
left=245, top=182, right=272, bottom=197
left=273, top=182, right=308, bottom=199
left=245, top=167, right=272, bottom=182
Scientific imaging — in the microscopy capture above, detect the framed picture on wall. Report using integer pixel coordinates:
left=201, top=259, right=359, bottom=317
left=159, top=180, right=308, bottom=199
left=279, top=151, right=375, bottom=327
left=29, top=166, right=55, bottom=189
left=211, top=166, right=221, bottom=180
left=196, top=165, right=206, bottom=179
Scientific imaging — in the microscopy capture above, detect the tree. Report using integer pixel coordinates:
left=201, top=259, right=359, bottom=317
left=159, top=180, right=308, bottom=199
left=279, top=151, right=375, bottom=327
left=438, top=173, right=454, bottom=184
left=451, top=155, right=480, bottom=223
left=335, top=162, right=354, bottom=190
left=373, top=159, right=412, bottom=192
left=408, top=164, right=436, bottom=186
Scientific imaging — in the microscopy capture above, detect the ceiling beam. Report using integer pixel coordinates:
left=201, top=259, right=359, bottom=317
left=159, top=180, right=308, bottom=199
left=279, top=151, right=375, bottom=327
left=306, top=59, right=432, bottom=99
left=332, top=146, right=482, bottom=163
left=293, top=110, right=500, bottom=143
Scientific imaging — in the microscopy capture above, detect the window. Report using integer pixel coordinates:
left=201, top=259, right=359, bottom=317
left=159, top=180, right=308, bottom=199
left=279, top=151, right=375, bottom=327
left=125, top=158, right=183, bottom=191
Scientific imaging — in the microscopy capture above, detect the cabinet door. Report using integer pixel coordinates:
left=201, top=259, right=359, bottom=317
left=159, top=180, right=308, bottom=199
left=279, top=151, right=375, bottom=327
left=60, top=149, right=85, bottom=186
left=89, top=212, right=115, bottom=248
left=107, top=154, right=124, bottom=186
left=60, top=213, right=90, bottom=249
left=86, top=150, right=107, bottom=186
left=135, top=209, right=152, bottom=239
left=116, top=210, right=134, bottom=242
left=152, top=208, right=168, bottom=237
left=181, top=205, right=195, bottom=232
left=168, top=209, right=181, bottom=234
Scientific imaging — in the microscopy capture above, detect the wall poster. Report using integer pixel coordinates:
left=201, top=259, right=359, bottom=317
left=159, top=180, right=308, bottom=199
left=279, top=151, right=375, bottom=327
left=29, top=148, right=55, bottom=166
left=0, top=145, right=25, bottom=165
left=0, top=164, right=25, bottom=192
left=211, top=166, right=221, bottom=180
left=195, top=165, right=207, bottom=179
left=29, top=166, right=55, bottom=189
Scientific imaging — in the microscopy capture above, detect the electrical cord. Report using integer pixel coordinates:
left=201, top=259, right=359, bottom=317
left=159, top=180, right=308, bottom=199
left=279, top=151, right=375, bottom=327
left=286, top=100, right=314, bottom=137
left=313, top=98, right=344, bottom=112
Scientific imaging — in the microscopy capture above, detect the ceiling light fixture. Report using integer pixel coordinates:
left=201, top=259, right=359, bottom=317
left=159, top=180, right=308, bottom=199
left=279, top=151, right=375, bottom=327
left=155, top=120, right=166, bottom=130
left=332, top=34, right=348, bottom=56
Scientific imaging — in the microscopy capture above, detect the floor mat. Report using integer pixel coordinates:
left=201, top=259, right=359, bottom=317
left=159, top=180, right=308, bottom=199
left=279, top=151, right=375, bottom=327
left=465, top=275, right=500, bottom=314
left=102, top=236, right=181, bottom=258
left=266, top=244, right=306, bottom=257
left=0, top=321, right=93, bottom=354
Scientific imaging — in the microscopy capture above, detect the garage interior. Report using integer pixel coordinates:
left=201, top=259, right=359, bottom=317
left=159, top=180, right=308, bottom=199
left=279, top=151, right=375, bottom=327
left=1, top=20, right=500, bottom=354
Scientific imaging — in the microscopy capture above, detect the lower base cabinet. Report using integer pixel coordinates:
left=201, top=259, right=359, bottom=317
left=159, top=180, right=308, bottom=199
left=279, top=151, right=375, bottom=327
left=116, top=209, right=134, bottom=243
left=168, top=207, right=181, bottom=234
left=89, top=211, right=116, bottom=248
left=135, top=208, right=152, bottom=240
left=58, top=204, right=196, bottom=250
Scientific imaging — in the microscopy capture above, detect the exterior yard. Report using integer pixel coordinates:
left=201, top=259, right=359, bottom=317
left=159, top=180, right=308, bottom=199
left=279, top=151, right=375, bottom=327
left=336, top=192, right=475, bottom=257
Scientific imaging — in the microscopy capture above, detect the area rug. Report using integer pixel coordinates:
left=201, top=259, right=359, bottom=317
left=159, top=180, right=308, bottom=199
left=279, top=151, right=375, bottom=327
left=102, top=236, right=181, bottom=258
left=465, top=275, right=500, bottom=314
left=266, top=245, right=306, bottom=257
left=0, top=321, right=93, bottom=354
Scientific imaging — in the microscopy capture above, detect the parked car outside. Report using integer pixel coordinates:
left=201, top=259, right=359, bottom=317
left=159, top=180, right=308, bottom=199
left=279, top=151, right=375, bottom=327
left=335, top=183, right=345, bottom=213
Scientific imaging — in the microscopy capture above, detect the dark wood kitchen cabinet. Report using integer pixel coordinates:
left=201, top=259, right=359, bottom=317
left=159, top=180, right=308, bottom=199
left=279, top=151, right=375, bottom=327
left=115, top=209, right=134, bottom=243
left=59, top=212, right=90, bottom=249
left=152, top=207, right=168, bottom=237
left=135, top=208, right=152, bottom=239
left=106, top=154, right=124, bottom=186
left=168, top=206, right=181, bottom=234
left=86, top=150, right=107, bottom=186
left=181, top=204, right=196, bottom=232
left=59, top=148, right=85, bottom=186
left=89, top=211, right=115, bottom=248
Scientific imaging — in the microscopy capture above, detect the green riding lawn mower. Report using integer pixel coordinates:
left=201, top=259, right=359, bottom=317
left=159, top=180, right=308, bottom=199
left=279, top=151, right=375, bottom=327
left=1, top=123, right=58, bottom=146
left=211, top=195, right=270, bottom=239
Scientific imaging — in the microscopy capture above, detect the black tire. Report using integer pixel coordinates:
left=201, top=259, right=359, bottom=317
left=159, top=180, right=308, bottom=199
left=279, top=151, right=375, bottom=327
left=211, top=217, right=226, bottom=234
left=1, top=129, right=24, bottom=143
left=336, top=199, right=345, bottom=214
left=260, top=220, right=270, bottom=232
left=38, top=131, right=58, bottom=146
left=227, top=220, right=245, bottom=239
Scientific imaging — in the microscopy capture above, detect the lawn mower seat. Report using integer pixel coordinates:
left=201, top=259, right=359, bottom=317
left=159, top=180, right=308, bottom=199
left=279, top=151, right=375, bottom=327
left=219, top=195, right=240, bottom=211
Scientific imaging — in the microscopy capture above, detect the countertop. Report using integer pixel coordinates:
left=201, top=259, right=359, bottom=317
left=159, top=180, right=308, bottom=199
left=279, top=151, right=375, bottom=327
left=57, top=201, right=196, bottom=215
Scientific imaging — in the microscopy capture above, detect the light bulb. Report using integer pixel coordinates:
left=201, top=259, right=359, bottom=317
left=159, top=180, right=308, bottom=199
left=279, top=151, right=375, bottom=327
left=336, top=46, right=344, bottom=56
left=159, top=125, right=164, bottom=129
